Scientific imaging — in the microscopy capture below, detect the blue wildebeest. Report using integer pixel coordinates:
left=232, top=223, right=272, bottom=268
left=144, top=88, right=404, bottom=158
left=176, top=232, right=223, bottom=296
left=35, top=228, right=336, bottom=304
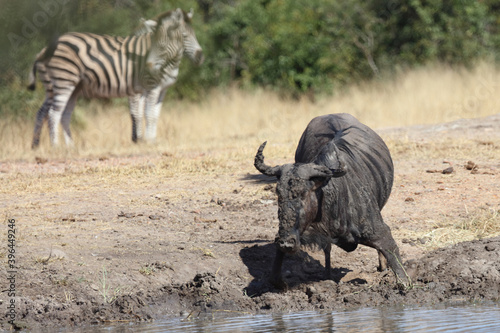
left=29, top=8, right=203, bottom=148
left=254, top=113, right=411, bottom=289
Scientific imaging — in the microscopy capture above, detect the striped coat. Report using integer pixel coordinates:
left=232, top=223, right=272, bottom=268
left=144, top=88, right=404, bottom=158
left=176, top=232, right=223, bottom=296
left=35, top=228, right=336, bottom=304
left=30, top=8, right=203, bottom=148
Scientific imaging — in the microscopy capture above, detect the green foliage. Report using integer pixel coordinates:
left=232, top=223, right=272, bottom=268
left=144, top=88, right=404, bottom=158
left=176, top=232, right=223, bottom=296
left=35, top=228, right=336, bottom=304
left=371, top=0, right=494, bottom=66
left=188, top=0, right=380, bottom=97
left=1, top=0, right=500, bottom=117
left=0, top=72, right=46, bottom=121
left=190, top=0, right=500, bottom=97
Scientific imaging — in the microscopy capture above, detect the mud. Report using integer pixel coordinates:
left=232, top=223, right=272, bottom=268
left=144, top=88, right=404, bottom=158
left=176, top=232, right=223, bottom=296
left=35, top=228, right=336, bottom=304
left=1, top=114, right=499, bottom=331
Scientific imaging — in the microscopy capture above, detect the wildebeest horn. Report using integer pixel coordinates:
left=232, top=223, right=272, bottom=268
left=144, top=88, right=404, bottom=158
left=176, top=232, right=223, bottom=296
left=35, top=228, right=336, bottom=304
left=302, top=164, right=345, bottom=179
left=254, top=141, right=282, bottom=177
left=316, top=140, right=347, bottom=178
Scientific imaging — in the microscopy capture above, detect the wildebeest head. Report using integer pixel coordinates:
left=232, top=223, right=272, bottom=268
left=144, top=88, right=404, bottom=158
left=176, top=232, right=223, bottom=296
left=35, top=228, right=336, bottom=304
left=254, top=141, right=346, bottom=254
left=144, top=8, right=204, bottom=83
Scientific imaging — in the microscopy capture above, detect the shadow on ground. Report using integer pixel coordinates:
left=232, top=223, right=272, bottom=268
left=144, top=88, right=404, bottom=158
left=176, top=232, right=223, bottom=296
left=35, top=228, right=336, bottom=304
left=239, top=243, right=353, bottom=297
left=240, top=173, right=276, bottom=184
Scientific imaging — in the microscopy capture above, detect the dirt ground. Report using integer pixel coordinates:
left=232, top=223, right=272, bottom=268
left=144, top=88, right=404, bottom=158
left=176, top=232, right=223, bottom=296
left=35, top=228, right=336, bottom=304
left=1, top=114, right=500, bottom=331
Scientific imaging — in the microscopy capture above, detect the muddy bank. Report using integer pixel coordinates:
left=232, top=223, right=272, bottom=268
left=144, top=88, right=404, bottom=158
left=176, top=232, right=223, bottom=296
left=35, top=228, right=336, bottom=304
left=2, top=114, right=500, bottom=331
left=6, top=236, right=500, bottom=331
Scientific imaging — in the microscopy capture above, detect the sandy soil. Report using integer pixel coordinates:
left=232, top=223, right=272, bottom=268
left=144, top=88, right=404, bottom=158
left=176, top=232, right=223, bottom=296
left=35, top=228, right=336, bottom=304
left=1, top=114, right=499, bottom=331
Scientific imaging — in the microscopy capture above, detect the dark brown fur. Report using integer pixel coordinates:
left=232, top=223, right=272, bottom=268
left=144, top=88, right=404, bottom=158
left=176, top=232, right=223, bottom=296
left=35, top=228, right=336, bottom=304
left=255, top=113, right=411, bottom=289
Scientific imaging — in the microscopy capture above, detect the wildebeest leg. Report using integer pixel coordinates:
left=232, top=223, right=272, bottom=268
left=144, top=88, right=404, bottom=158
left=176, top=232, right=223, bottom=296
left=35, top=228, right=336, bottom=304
left=367, top=226, right=411, bottom=289
left=270, top=247, right=287, bottom=290
left=378, top=245, right=410, bottom=288
left=324, top=243, right=332, bottom=279
left=377, top=250, right=388, bottom=272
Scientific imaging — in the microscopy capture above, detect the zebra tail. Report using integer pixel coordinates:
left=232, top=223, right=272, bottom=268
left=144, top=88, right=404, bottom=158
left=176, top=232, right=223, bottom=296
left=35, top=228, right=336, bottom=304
left=27, top=62, right=37, bottom=91
left=27, top=33, right=60, bottom=91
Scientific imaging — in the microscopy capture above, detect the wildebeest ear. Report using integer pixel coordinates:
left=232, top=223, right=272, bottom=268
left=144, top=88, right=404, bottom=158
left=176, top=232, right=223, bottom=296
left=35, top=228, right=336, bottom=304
left=316, top=139, right=346, bottom=174
left=304, top=165, right=333, bottom=190
left=304, top=164, right=333, bottom=179
left=254, top=141, right=282, bottom=177
left=304, top=164, right=345, bottom=189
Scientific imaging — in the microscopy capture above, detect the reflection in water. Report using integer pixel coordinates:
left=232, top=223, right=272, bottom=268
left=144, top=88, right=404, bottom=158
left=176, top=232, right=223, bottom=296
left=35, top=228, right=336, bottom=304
left=55, top=303, right=500, bottom=333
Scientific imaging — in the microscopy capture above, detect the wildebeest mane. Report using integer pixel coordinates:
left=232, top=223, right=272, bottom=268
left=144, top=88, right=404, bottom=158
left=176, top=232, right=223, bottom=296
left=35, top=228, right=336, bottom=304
left=296, top=113, right=393, bottom=210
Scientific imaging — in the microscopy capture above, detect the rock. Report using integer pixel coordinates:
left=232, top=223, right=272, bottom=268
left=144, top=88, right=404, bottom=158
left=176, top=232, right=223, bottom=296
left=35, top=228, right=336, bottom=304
left=465, top=161, right=479, bottom=171
left=485, top=244, right=496, bottom=252
left=305, top=286, right=317, bottom=297
left=442, top=167, right=454, bottom=174
left=418, top=237, right=430, bottom=244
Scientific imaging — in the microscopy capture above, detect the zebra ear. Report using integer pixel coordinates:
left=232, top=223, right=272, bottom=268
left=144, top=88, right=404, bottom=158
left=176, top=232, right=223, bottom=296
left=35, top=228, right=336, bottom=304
left=187, top=8, right=194, bottom=20
left=174, top=8, right=183, bottom=21
left=144, top=20, right=157, bottom=31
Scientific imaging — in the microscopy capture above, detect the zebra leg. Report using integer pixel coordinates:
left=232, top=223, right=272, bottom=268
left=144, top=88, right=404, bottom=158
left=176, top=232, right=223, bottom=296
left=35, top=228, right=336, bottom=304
left=144, top=87, right=166, bottom=142
left=61, top=88, right=80, bottom=147
left=32, top=64, right=53, bottom=149
left=129, top=93, right=145, bottom=143
left=32, top=98, right=51, bottom=149
left=48, top=108, right=62, bottom=147
left=48, top=89, right=75, bottom=146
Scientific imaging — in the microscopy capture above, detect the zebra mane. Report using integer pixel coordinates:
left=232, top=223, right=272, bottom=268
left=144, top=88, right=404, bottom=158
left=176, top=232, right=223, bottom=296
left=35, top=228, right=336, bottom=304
left=153, top=10, right=174, bottom=23
left=153, top=9, right=192, bottom=25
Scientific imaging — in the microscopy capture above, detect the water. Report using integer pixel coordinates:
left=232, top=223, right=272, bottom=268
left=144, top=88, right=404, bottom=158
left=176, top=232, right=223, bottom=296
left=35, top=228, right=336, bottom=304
left=57, top=303, right=500, bottom=333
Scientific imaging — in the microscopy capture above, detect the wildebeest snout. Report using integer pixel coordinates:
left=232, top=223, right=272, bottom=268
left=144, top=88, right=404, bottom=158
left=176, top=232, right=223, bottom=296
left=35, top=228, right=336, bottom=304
left=276, top=235, right=299, bottom=253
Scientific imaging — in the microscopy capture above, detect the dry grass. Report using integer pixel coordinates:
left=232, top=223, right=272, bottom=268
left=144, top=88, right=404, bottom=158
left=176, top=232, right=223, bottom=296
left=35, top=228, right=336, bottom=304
left=406, top=207, right=500, bottom=250
left=385, top=136, right=500, bottom=161
left=2, top=62, right=500, bottom=254
left=1, top=61, right=499, bottom=163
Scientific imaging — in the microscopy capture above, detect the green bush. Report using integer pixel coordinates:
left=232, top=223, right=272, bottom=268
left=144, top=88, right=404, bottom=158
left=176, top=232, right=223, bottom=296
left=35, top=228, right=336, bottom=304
left=191, top=0, right=499, bottom=97
left=371, top=0, right=494, bottom=66
left=1, top=0, right=499, bottom=118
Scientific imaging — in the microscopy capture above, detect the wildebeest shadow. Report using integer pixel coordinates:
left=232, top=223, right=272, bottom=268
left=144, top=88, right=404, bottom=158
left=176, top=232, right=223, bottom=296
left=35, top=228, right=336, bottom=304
left=239, top=243, right=352, bottom=297
left=240, top=173, right=276, bottom=184
left=239, top=173, right=354, bottom=295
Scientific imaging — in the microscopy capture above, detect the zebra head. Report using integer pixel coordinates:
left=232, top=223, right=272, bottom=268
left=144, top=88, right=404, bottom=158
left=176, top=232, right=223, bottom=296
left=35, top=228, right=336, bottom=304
left=145, top=8, right=204, bottom=81
left=182, top=9, right=204, bottom=65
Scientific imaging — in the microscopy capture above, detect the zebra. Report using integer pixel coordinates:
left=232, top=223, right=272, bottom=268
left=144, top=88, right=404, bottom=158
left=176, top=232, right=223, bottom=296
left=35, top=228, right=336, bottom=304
left=29, top=17, right=159, bottom=146
left=127, top=17, right=178, bottom=143
left=29, top=8, right=204, bottom=148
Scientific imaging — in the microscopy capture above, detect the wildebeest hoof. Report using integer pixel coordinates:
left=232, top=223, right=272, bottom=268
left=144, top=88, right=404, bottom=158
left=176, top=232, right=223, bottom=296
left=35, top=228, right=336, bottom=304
left=396, top=276, right=413, bottom=291
left=397, top=281, right=410, bottom=291
left=324, top=268, right=332, bottom=280
left=270, top=277, right=288, bottom=291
